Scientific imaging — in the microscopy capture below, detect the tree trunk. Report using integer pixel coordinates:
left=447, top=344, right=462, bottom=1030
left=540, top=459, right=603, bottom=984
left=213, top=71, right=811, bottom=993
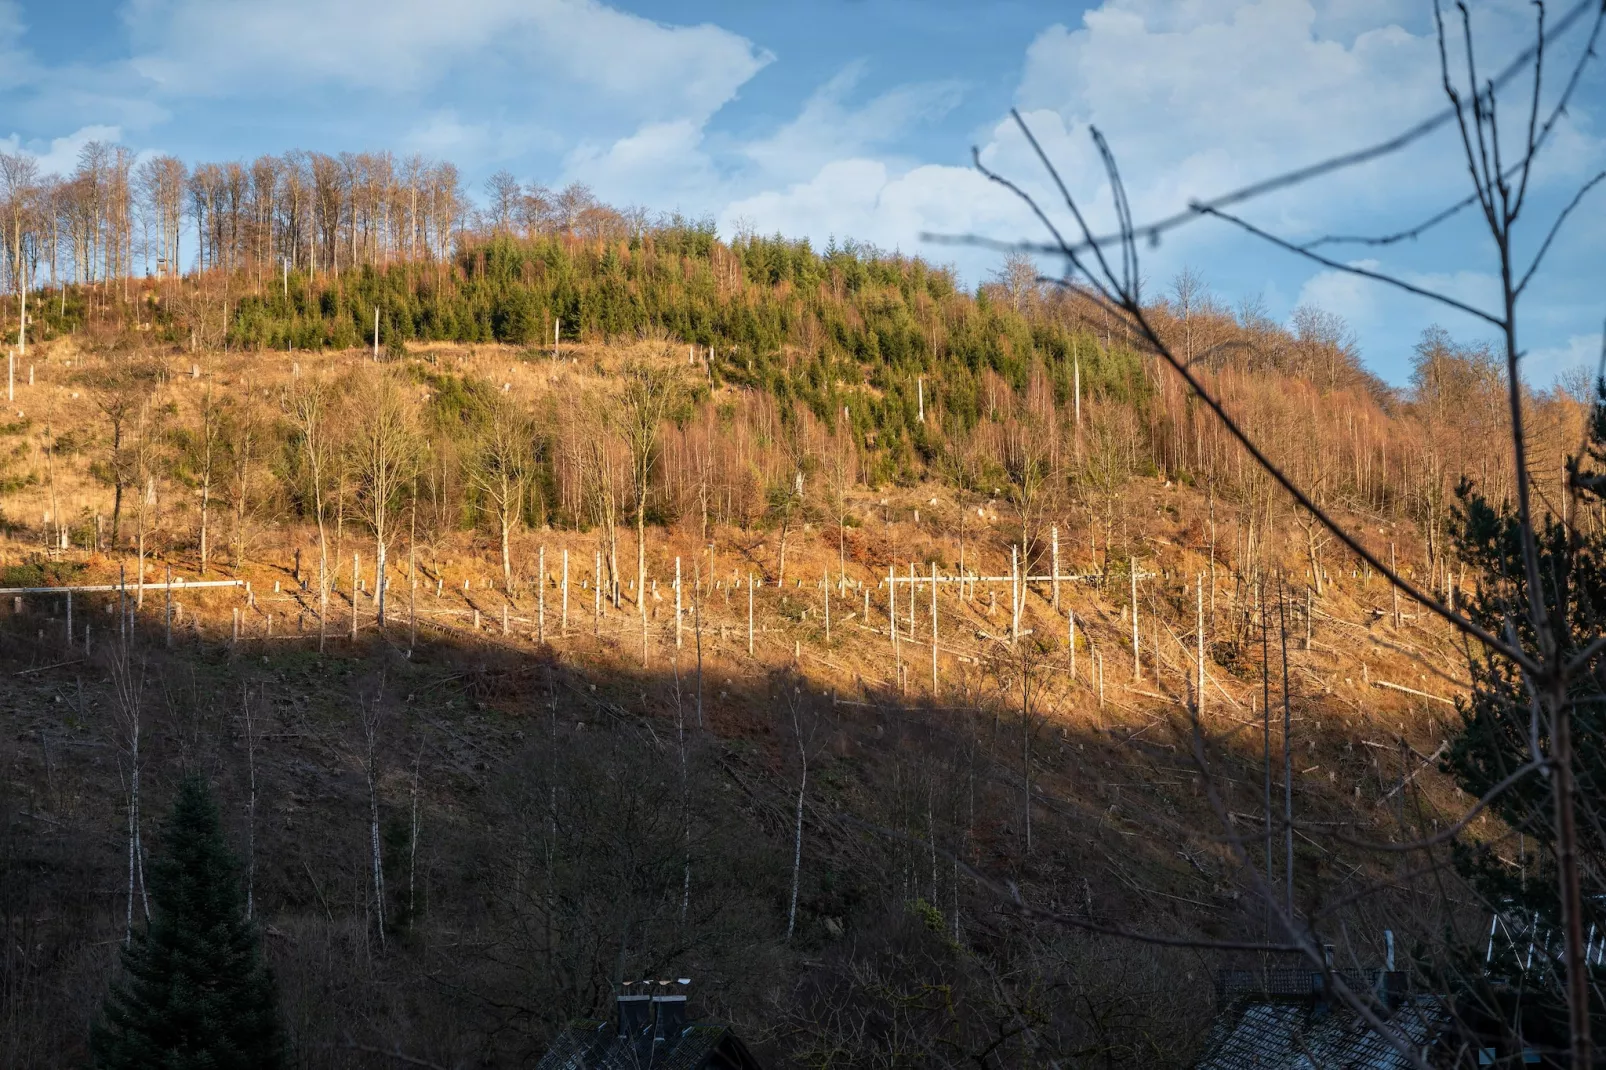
left=636, top=498, right=647, bottom=619
left=198, top=481, right=210, bottom=575
left=500, top=512, right=512, bottom=595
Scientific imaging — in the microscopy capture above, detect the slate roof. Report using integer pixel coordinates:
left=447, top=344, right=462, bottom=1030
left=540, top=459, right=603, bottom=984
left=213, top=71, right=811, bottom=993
left=1194, top=994, right=1449, bottom=1070
left=535, top=1017, right=763, bottom=1070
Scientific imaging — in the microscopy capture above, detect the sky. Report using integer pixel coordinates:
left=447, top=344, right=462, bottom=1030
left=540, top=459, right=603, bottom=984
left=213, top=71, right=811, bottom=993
left=1, top=0, right=1602, bottom=386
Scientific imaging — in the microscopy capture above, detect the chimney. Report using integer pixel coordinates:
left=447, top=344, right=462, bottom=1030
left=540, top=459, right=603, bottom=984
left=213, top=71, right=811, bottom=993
left=616, top=993, right=652, bottom=1039
left=652, top=994, right=688, bottom=1043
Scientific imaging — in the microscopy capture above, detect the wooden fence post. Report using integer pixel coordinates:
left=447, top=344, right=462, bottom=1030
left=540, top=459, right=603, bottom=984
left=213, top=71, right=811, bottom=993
left=1069, top=608, right=1076, bottom=682
left=1130, top=558, right=1140, bottom=679
left=1051, top=525, right=1060, bottom=612
left=1011, top=546, right=1020, bottom=643
left=1390, top=542, right=1400, bottom=628
left=889, top=568, right=897, bottom=652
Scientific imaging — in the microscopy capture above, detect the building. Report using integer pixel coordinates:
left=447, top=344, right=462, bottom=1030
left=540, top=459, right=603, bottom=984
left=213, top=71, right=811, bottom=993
left=536, top=988, right=765, bottom=1070
left=1193, top=969, right=1448, bottom=1070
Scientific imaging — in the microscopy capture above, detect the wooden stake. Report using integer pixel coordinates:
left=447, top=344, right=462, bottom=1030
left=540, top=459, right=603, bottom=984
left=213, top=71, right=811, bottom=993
left=1130, top=559, right=1140, bottom=679
left=1011, top=546, right=1020, bottom=643
left=908, top=561, right=915, bottom=634
left=675, top=556, right=682, bottom=649
left=747, top=572, right=754, bottom=655
left=823, top=575, right=830, bottom=643
left=1196, top=573, right=1205, bottom=715
left=561, top=548, right=569, bottom=637
left=930, top=561, right=938, bottom=695
left=888, top=568, right=897, bottom=648
left=1068, top=608, right=1076, bottom=681
left=538, top=546, right=545, bottom=643
left=1390, top=542, right=1401, bottom=628
left=1051, top=525, right=1060, bottom=612
left=594, top=550, right=601, bottom=634
left=164, top=567, right=171, bottom=648
left=351, top=552, right=359, bottom=639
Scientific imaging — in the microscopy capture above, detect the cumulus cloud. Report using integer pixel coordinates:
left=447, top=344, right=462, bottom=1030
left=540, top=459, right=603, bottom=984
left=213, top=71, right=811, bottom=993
left=1528, top=332, right=1605, bottom=387
left=0, top=124, right=125, bottom=175
left=716, top=0, right=1462, bottom=287
left=1293, top=262, right=1506, bottom=377
left=738, top=63, right=964, bottom=180
left=717, top=157, right=1036, bottom=284
left=565, top=61, right=968, bottom=225
left=123, top=0, right=771, bottom=126
left=400, top=111, right=564, bottom=165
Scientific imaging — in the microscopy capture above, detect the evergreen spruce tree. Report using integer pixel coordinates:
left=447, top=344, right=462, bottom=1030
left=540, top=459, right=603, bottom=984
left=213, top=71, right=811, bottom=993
left=1443, top=381, right=1606, bottom=1040
left=92, top=773, right=283, bottom=1069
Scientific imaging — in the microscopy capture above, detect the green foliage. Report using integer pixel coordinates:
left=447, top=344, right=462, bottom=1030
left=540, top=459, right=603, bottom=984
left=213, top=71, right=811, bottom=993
left=203, top=230, right=1146, bottom=485
left=91, top=774, right=283, bottom=1069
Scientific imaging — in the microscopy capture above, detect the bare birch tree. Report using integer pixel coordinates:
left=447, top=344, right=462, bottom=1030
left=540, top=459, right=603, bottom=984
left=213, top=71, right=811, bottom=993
left=611, top=361, right=679, bottom=620
left=468, top=396, right=532, bottom=594
left=344, top=370, right=419, bottom=629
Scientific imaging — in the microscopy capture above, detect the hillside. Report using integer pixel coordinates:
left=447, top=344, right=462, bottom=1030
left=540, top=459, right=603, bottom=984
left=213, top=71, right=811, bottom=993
left=0, top=236, right=1573, bottom=1068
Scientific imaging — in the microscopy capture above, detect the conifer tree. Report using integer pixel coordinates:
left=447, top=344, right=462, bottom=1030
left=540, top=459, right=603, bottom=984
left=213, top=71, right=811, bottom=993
left=92, top=773, right=283, bottom=1069
left=1444, top=382, right=1606, bottom=1040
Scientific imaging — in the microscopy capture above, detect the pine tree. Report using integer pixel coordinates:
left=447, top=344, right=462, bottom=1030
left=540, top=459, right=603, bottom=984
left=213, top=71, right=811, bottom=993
left=1443, top=380, right=1606, bottom=1040
left=92, top=773, right=283, bottom=1069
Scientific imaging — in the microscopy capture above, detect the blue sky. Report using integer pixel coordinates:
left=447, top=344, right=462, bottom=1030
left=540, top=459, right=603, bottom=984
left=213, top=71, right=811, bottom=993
left=2, top=0, right=1602, bottom=386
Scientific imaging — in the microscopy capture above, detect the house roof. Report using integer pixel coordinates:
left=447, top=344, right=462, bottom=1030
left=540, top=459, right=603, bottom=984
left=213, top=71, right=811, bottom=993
left=1194, top=994, right=1449, bottom=1070
left=535, top=1017, right=764, bottom=1070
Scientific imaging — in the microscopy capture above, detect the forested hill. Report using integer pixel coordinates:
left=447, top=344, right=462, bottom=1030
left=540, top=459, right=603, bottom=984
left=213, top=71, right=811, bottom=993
left=20, top=216, right=1565, bottom=537
left=229, top=230, right=1148, bottom=450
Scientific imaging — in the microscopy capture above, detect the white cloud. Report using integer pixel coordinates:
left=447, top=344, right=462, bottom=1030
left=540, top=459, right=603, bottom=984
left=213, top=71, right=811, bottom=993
left=1011, top=0, right=1448, bottom=232
left=719, top=157, right=1032, bottom=271
left=739, top=63, right=964, bottom=180
left=566, top=61, right=968, bottom=225
left=708, top=0, right=1469, bottom=292
left=0, top=124, right=125, bottom=175
left=1293, top=262, right=1512, bottom=376
left=563, top=119, right=719, bottom=209
left=1528, top=332, right=1605, bottom=387
left=400, top=111, right=563, bottom=165
left=124, top=0, right=770, bottom=125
